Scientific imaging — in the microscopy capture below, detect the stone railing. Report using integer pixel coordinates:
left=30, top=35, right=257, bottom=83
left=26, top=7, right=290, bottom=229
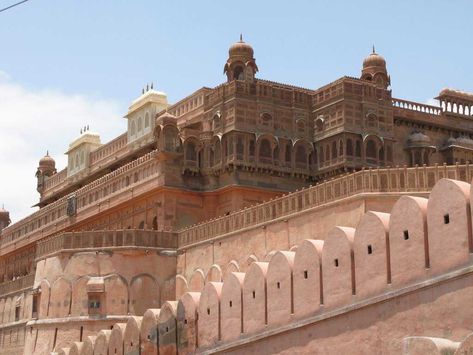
left=1, top=150, right=161, bottom=248
left=43, top=168, right=68, bottom=191
left=36, top=230, right=178, bottom=259
left=392, top=98, right=442, bottom=115
left=178, top=163, right=473, bottom=247
left=0, top=274, right=34, bottom=297
left=89, top=132, right=128, bottom=166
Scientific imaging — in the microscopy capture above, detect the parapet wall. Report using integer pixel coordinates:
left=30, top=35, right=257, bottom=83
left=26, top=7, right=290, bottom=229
left=56, top=177, right=473, bottom=354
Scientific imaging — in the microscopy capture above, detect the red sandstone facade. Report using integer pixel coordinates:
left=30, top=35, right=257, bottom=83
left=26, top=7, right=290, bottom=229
left=1, top=39, right=473, bottom=354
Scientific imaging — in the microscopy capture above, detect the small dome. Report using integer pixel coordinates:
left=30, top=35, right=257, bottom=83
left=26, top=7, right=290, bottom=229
left=229, top=35, right=254, bottom=58
left=407, top=131, right=431, bottom=147
left=39, top=152, right=55, bottom=169
left=447, top=136, right=473, bottom=148
left=363, top=48, right=386, bottom=69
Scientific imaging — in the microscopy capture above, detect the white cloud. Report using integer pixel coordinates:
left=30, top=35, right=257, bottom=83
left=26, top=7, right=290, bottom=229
left=0, top=73, right=124, bottom=223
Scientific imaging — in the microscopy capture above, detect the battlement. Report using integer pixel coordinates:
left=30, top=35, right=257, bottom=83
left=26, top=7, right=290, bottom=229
left=52, top=176, right=473, bottom=354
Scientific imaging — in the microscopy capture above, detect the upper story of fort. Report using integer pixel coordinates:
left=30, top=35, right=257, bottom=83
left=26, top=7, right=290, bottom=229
left=1, top=37, right=473, bottom=256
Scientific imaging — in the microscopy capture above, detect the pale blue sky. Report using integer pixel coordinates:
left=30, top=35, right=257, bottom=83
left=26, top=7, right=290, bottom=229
left=1, top=0, right=472, bottom=109
left=1, top=0, right=473, bottom=221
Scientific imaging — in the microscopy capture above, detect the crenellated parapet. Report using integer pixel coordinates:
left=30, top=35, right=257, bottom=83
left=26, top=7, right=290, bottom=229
left=55, top=177, right=473, bottom=354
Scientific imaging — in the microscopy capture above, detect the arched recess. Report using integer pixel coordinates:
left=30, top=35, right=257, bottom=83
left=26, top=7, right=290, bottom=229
left=205, top=264, right=223, bottom=283
left=293, top=139, right=313, bottom=169
left=184, top=137, right=199, bottom=164
left=162, top=125, right=181, bottom=152
left=223, top=260, right=240, bottom=279
left=364, top=134, right=383, bottom=163
left=175, top=274, right=189, bottom=299
left=211, top=135, right=222, bottom=167
left=38, top=280, right=51, bottom=318
left=71, top=276, right=89, bottom=316
left=256, top=135, right=277, bottom=164
left=130, top=274, right=159, bottom=315
left=49, top=277, right=72, bottom=318
left=188, top=269, right=205, bottom=292
left=104, top=274, right=128, bottom=315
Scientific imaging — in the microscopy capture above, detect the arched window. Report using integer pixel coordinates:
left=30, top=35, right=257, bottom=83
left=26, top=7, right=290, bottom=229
left=138, top=117, right=143, bottom=131
left=236, top=137, right=244, bottom=158
left=213, top=114, right=221, bottom=131
left=378, top=146, right=385, bottom=161
left=325, top=145, right=330, bottom=161
left=366, top=140, right=377, bottom=159
left=249, top=139, right=255, bottom=157
left=331, top=141, right=337, bottom=159
left=355, top=140, right=362, bottom=157
left=346, top=139, right=353, bottom=156
left=152, top=216, right=158, bottom=230
left=214, top=141, right=221, bottom=165
left=339, top=140, right=344, bottom=156
left=233, top=66, right=244, bottom=80
left=259, top=139, right=272, bottom=159
left=285, top=143, right=292, bottom=163
left=145, top=113, right=150, bottom=128
left=315, top=117, right=324, bottom=132
left=164, top=127, right=180, bottom=152
left=185, top=141, right=197, bottom=161
left=387, top=146, right=393, bottom=162
left=295, top=146, right=307, bottom=164
left=273, top=146, right=279, bottom=163
left=131, top=121, right=136, bottom=135
left=138, top=221, right=145, bottom=230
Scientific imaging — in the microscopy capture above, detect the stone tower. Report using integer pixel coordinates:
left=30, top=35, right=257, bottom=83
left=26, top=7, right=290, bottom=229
left=223, top=35, right=258, bottom=82
left=0, top=206, right=10, bottom=233
left=361, top=46, right=391, bottom=89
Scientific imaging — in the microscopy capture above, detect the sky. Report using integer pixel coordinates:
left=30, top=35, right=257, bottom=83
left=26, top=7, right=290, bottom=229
left=0, top=0, right=472, bottom=222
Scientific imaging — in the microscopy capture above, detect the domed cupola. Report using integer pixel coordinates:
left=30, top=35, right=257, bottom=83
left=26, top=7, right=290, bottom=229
left=224, top=35, right=258, bottom=82
left=37, top=151, right=56, bottom=176
left=361, top=46, right=390, bottom=89
left=36, top=151, right=57, bottom=193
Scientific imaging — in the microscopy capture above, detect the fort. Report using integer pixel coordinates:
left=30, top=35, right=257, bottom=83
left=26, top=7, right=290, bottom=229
left=1, top=38, right=473, bottom=354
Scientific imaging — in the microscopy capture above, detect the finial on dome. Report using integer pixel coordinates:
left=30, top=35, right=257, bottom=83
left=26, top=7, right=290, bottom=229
left=46, top=150, right=49, bottom=156
left=372, top=45, right=375, bottom=54
left=240, top=33, right=243, bottom=42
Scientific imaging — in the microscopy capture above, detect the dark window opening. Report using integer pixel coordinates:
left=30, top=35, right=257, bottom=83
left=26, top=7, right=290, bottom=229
left=444, top=214, right=450, bottom=224
left=252, top=291, right=256, bottom=299
left=334, top=259, right=339, bottom=267
left=276, top=282, right=280, bottom=289
left=367, top=245, right=373, bottom=254
left=15, top=305, right=20, bottom=322
left=207, top=308, right=210, bottom=315
left=229, top=301, right=233, bottom=308
left=184, top=319, right=188, bottom=325
left=233, top=66, right=244, bottom=80
left=304, top=270, right=308, bottom=279
left=403, top=230, right=409, bottom=240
